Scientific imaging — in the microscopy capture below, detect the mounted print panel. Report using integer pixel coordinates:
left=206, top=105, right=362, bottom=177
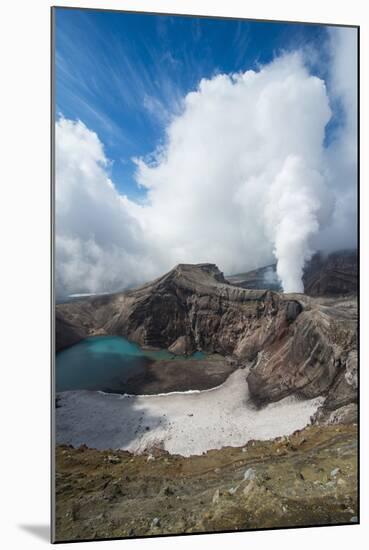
left=51, top=6, right=359, bottom=543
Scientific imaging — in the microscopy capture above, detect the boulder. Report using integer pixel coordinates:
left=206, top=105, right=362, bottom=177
left=168, top=335, right=195, bottom=355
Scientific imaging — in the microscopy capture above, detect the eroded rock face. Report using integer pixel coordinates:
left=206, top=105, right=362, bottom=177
left=303, top=250, right=357, bottom=297
left=320, top=403, right=358, bottom=425
left=247, top=300, right=357, bottom=404
left=227, top=249, right=357, bottom=297
left=168, top=335, right=194, bottom=355
left=55, top=311, right=87, bottom=352
left=312, top=350, right=358, bottom=424
left=56, top=264, right=300, bottom=358
left=56, top=263, right=357, bottom=422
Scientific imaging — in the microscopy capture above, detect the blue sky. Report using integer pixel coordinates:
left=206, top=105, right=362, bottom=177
left=55, top=8, right=334, bottom=200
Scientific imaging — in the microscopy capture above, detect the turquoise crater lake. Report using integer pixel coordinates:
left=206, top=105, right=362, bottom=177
left=56, top=336, right=205, bottom=393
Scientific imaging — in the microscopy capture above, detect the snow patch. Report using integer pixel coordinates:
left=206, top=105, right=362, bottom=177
left=56, top=369, right=323, bottom=457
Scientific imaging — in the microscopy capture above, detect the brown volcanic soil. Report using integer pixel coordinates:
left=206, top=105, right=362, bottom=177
left=122, top=355, right=237, bottom=394
left=54, top=423, right=358, bottom=542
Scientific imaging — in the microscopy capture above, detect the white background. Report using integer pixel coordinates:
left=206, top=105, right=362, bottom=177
left=0, top=0, right=367, bottom=548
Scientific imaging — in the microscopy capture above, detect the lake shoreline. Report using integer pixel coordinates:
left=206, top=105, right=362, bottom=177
left=120, top=354, right=237, bottom=395
left=55, top=334, right=235, bottom=394
left=56, top=369, right=323, bottom=457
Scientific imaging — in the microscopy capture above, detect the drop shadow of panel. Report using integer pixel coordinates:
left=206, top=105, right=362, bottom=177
left=18, top=524, right=49, bottom=542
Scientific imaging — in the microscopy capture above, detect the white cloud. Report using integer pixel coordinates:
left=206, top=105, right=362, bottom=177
left=265, top=155, right=332, bottom=292
left=55, top=29, right=358, bottom=297
left=136, top=52, right=332, bottom=289
left=315, top=27, right=358, bottom=253
left=55, top=118, right=158, bottom=298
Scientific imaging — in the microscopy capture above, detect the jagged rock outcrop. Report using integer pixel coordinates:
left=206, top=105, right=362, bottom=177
left=312, top=350, right=358, bottom=424
left=56, top=263, right=357, bottom=421
left=168, top=335, right=194, bottom=355
left=247, top=297, right=357, bottom=409
left=56, top=263, right=301, bottom=358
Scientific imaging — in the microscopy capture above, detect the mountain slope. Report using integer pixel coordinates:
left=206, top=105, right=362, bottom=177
left=55, top=423, right=357, bottom=541
left=56, top=263, right=357, bottom=422
left=303, top=250, right=357, bottom=296
left=56, top=263, right=301, bottom=355
left=227, top=250, right=357, bottom=296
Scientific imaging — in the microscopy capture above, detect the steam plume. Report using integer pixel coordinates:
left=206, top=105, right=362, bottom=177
left=55, top=29, right=357, bottom=297
left=265, top=156, right=332, bottom=292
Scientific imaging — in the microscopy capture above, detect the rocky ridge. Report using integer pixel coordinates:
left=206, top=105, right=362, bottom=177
left=56, top=262, right=357, bottom=422
left=56, top=263, right=301, bottom=354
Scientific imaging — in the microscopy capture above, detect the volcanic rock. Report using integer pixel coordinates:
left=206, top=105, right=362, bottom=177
left=303, top=250, right=357, bottom=297
left=56, top=263, right=300, bottom=358
left=56, top=262, right=357, bottom=420
left=247, top=296, right=357, bottom=405
left=227, top=249, right=357, bottom=297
